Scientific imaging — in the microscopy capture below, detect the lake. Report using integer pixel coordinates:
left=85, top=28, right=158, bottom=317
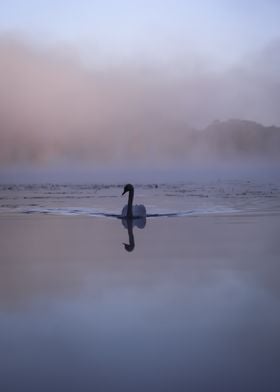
left=0, top=181, right=280, bottom=391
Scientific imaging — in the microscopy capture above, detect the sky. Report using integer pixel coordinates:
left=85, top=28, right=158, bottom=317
left=0, top=0, right=280, bottom=177
left=1, top=0, right=280, bottom=64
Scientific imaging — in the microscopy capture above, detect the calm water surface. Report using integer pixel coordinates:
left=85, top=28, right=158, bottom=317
left=0, top=181, right=280, bottom=391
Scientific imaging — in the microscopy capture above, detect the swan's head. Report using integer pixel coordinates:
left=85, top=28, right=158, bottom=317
left=122, top=183, right=134, bottom=195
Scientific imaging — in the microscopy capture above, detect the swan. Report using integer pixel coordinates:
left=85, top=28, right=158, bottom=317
left=121, top=184, right=146, bottom=219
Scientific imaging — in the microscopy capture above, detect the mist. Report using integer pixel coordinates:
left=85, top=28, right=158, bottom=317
left=0, top=34, right=280, bottom=175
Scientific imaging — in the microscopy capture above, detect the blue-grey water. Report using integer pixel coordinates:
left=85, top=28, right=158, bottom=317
left=0, top=181, right=280, bottom=391
left=1, top=180, right=280, bottom=216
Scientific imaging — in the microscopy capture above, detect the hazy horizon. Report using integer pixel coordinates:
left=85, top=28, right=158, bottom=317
left=1, top=1, right=280, bottom=181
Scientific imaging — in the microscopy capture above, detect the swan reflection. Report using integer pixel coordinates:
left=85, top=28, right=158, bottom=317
left=121, top=217, right=146, bottom=252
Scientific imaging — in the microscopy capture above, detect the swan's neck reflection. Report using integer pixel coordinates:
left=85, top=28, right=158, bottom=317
left=122, top=217, right=146, bottom=252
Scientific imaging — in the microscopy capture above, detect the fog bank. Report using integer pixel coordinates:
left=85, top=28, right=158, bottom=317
left=0, top=35, right=280, bottom=168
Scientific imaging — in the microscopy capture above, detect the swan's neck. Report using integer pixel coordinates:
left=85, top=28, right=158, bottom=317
left=127, top=188, right=134, bottom=218
left=127, top=219, right=135, bottom=249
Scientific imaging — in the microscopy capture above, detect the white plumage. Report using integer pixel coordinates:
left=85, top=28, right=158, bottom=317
left=121, top=203, right=146, bottom=218
left=121, top=184, right=146, bottom=219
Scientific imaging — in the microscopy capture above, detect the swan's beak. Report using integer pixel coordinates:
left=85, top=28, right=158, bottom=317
left=122, top=189, right=127, bottom=196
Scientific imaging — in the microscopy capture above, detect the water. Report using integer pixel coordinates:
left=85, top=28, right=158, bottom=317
left=1, top=180, right=280, bottom=217
left=1, top=180, right=280, bottom=391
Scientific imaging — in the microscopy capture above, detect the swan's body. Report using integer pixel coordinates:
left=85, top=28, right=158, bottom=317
left=121, top=204, right=146, bottom=219
left=121, top=184, right=146, bottom=219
